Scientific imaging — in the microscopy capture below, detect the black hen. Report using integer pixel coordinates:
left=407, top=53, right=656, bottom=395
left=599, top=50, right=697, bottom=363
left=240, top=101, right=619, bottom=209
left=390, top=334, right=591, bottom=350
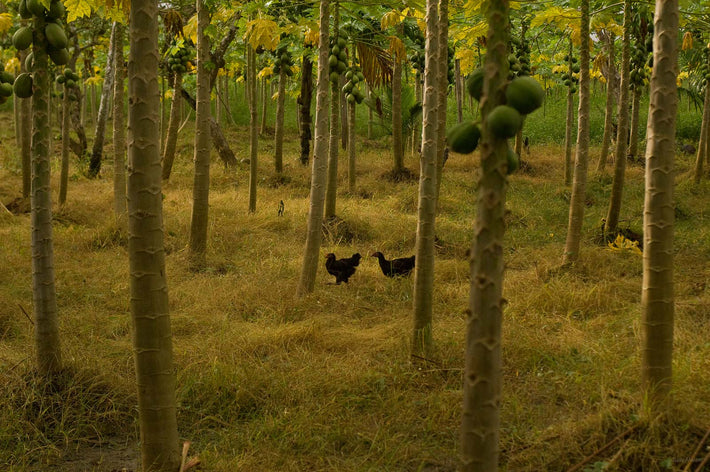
left=325, top=253, right=361, bottom=284
left=371, top=252, right=416, bottom=278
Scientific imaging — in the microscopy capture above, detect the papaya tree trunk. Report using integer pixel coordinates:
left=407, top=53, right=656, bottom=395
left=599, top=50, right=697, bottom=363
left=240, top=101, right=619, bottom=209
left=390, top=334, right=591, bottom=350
left=412, top=0, right=440, bottom=355
left=58, top=89, right=70, bottom=206
left=297, top=0, right=331, bottom=296
left=628, top=85, right=642, bottom=162
left=113, top=22, right=127, bottom=219
left=299, top=52, right=313, bottom=165
left=127, top=0, right=180, bottom=467
left=30, top=20, right=61, bottom=376
left=189, top=0, right=212, bottom=268
left=694, top=85, right=710, bottom=183
left=324, top=3, right=340, bottom=220
left=434, top=0, right=449, bottom=203
left=161, top=72, right=183, bottom=181
left=88, top=23, right=116, bottom=178
left=596, top=32, right=616, bottom=174
left=259, top=77, right=268, bottom=135
left=247, top=39, right=258, bottom=213
left=274, top=67, right=287, bottom=175
left=20, top=50, right=31, bottom=199
left=392, top=40, right=404, bottom=173
left=348, top=101, right=356, bottom=192
left=562, top=0, right=591, bottom=265
left=461, top=2, right=509, bottom=468
left=604, top=0, right=632, bottom=233
left=642, top=0, right=678, bottom=409
left=564, top=86, right=575, bottom=186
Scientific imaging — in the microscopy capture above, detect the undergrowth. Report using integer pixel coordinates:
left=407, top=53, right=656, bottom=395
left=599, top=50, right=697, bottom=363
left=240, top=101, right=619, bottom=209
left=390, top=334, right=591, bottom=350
left=0, top=110, right=708, bottom=471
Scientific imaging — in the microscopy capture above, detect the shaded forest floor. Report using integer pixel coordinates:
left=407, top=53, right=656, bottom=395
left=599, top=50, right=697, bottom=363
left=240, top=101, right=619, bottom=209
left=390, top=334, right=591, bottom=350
left=1, top=112, right=709, bottom=471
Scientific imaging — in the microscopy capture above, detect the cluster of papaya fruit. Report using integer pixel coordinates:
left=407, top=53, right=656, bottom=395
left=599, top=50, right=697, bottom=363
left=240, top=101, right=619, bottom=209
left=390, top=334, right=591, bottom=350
left=342, top=65, right=365, bottom=105
left=16, top=0, right=69, bottom=67
left=328, top=36, right=348, bottom=84
left=0, top=65, right=16, bottom=104
left=166, top=44, right=193, bottom=75
left=556, top=55, right=579, bottom=94
left=55, top=67, right=79, bottom=101
left=509, top=34, right=532, bottom=77
left=272, top=44, right=293, bottom=77
left=447, top=67, right=544, bottom=174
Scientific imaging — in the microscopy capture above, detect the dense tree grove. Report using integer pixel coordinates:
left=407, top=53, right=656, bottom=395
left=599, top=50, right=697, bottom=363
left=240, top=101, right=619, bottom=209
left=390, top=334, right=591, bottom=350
left=0, top=0, right=705, bottom=470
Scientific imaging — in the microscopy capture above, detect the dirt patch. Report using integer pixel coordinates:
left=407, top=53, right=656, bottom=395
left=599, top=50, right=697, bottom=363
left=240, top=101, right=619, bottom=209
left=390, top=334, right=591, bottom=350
left=60, top=441, right=140, bottom=472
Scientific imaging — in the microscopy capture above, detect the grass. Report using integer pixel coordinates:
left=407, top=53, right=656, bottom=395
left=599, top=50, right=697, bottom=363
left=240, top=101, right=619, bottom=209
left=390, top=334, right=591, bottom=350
left=0, top=103, right=709, bottom=472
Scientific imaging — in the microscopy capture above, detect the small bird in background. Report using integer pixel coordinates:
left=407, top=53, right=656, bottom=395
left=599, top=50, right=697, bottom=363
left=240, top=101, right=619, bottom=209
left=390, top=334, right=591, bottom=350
left=325, top=253, right=361, bottom=284
left=371, top=251, right=416, bottom=278
left=278, top=200, right=285, bottom=217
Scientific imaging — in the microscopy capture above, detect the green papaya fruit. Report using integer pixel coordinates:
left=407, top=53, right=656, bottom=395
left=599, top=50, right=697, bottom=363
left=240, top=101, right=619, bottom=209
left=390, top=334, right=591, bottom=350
left=466, top=68, right=484, bottom=101
left=0, top=71, right=14, bottom=84
left=487, top=105, right=522, bottom=139
left=12, top=26, right=33, bottom=51
left=49, top=47, right=70, bottom=66
left=46, top=22, right=68, bottom=49
left=48, top=0, right=66, bottom=19
left=0, top=82, right=13, bottom=97
left=26, top=0, right=46, bottom=17
left=13, top=73, right=33, bottom=98
left=25, top=52, right=34, bottom=71
left=505, top=76, right=545, bottom=115
left=19, top=0, right=32, bottom=19
left=447, top=121, right=481, bottom=154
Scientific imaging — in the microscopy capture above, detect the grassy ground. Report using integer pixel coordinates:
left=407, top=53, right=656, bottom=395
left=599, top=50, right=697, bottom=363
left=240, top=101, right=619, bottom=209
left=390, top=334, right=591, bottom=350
left=0, top=108, right=709, bottom=472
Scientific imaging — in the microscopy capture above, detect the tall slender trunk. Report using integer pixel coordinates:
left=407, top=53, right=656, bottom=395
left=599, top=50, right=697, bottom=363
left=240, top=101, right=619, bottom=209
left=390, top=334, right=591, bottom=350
left=642, top=0, right=678, bottom=409
left=412, top=0, right=440, bottom=355
left=628, top=86, right=642, bottom=162
left=455, top=58, right=463, bottom=124
left=259, top=77, right=268, bottom=135
left=297, top=0, right=331, bottom=296
left=58, top=90, right=70, bottom=205
left=348, top=102, right=356, bottom=192
left=161, top=72, right=183, bottom=181
left=461, top=2, right=509, bottom=468
left=274, top=67, right=286, bottom=175
left=694, top=85, right=710, bottom=183
left=189, top=0, right=212, bottom=268
left=299, top=53, right=314, bottom=165
left=605, top=0, right=633, bottom=233
left=88, top=24, right=117, bottom=178
left=324, top=3, right=340, bottom=220
left=392, top=31, right=404, bottom=173
left=20, top=49, right=32, bottom=198
left=562, top=0, right=591, bottom=265
left=434, top=0, right=449, bottom=203
left=127, top=0, right=180, bottom=468
left=247, top=40, right=258, bottom=213
left=597, top=33, right=616, bottom=174
left=564, top=88, right=575, bottom=186
left=30, top=19, right=61, bottom=375
left=113, top=22, right=127, bottom=219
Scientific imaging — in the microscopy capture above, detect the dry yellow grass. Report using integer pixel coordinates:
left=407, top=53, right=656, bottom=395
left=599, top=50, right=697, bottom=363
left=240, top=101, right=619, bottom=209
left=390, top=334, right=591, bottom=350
left=0, top=111, right=709, bottom=471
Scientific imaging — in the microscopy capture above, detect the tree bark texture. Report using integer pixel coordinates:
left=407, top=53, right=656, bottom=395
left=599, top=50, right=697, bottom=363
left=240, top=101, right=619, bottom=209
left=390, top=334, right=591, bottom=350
left=274, top=67, right=287, bottom=175
left=127, top=0, right=181, bottom=468
left=30, top=20, right=62, bottom=376
left=298, top=53, right=314, bottom=165
left=434, top=0, right=449, bottom=202
left=58, top=90, right=70, bottom=206
left=562, top=0, right=591, bottom=265
left=412, top=0, right=440, bottom=355
left=461, top=1, right=509, bottom=469
left=297, top=0, right=331, bottom=296
left=564, top=87, right=575, bottom=186
left=693, top=85, right=710, bottom=183
left=392, top=35, right=404, bottom=173
left=248, top=41, right=258, bottom=213
left=189, top=0, right=212, bottom=268
left=161, top=72, right=183, bottom=181
left=113, top=22, right=127, bottom=218
left=348, top=102, right=356, bottom=192
left=596, top=33, right=616, bottom=174
left=605, top=0, right=633, bottom=233
left=324, top=5, right=341, bottom=220
left=88, top=24, right=117, bottom=178
left=642, top=0, right=678, bottom=407
left=628, top=86, right=642, bottom=162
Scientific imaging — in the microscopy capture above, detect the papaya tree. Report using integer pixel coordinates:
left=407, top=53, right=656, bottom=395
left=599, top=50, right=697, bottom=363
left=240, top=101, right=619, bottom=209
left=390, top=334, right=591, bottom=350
left=604, top=0, right=632, bottom=234
left=562, top=0, right=591, bottom=265
left=595, top=27, right=618, bottom=174
left=87, top=23, right=116, bottom=178
left=642, top=0, right=678, bottom=410
left=113, top=21, right=126, bottom=218
left=189, top=0, right=211, bottom=269
left=324, top=1, right=342, bottom=220
left=297, top=0, right=331, bottom=296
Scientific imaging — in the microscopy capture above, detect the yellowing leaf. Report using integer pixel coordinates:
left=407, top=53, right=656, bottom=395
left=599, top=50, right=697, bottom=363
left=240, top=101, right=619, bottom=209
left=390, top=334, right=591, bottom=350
left=65, top=0, right=93, bottom=23
left=304, top=26, right=319, bottom=47
left=381, top=10, right=402, bottom=29
left=257, top=66, right=273, bottom=79
left=245, top=18, right=279, bottom=52
left=0, top=13, right=13, bottom=35
left=682, top=31, right=693, bottom=50
left=388, top=35, right=406, bottom=62
left=184, top=14, right=198, bottom=45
